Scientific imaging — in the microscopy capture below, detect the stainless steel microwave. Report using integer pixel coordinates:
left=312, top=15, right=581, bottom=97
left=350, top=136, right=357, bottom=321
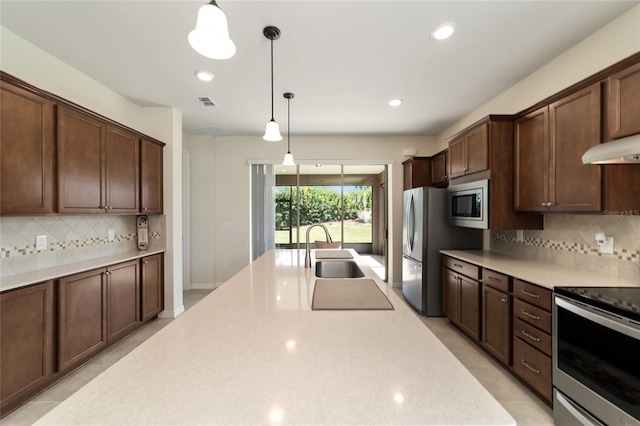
left=447, top=179, right=489, bottom=229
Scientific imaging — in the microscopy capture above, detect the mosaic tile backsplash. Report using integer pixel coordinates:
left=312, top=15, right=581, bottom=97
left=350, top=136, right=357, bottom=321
left=0, top=215, right=165, bottom=278
left=491, top=214, right=640, bottom=283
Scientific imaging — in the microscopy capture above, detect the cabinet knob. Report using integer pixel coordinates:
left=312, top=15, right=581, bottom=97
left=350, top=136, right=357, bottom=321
left=500, top=298, right=507, bottom=303
left=143, top=261, right=148, bottom=264
left=541, top=203, right=546, bottom=207
left=547, top=202, right=554, bottom=207
left=144, top=208, right=148, bottom=211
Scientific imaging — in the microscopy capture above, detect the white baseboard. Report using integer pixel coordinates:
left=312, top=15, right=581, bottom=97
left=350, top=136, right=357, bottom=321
left=158, top=304, right=185, bottom=319
left=189, top=283, right=216, bottom=290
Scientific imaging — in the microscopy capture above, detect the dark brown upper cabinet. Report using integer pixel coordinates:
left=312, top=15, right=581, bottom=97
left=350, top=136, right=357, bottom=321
left=402, top=157, right=431, bottom=190
left=0, top=80, right=55, bottom=215
left=606, top=61, right=640, bottom=140
left=515, top=83, right=602, bottom=212
left=430, top=150, right=448, bottom=187
left=448, top=123, right=488, bottom=179
left=140, top=138, right=164, bottom=214
left=58, top=107, right=139, bottom=214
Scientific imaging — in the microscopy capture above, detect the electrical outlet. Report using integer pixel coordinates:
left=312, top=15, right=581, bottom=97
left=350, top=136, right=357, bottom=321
left=516, top=230, right=524, bottom=242
left=36, top=235, right=47, bottom=251
left=599, top=236, right=614, bottom=254
left=108, top=229, right=115, bottom=242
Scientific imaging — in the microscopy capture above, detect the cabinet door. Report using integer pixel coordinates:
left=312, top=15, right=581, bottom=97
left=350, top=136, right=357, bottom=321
left=58, top=107, right=106, bottom=213
left=442, top=268, right=459, bottom=324
left=58, top=268, right=107, bottom=372
left=482, top=285, right=512, bottom=366
left=0, top=81, right=55, bottom=215
left=514, top=107, right=549, bottom=212
left=430, top=151, right=448, bottom=185
left=549, top=83, right=602, bottom=211
left=465, top=124, right=489, bottom=175
left=448, top=138, right=466, bottom=179
left=105, top=126, right=139, bottom=213
left=0, top=282, right=53, bottom=412
left=458, top=276, right=481, bottom=341
left=141, top=254, right=164, bottom=321
left=607, top=61, right=640, bottom=139
left=107, top=261, right=140, bottom=343
left=140, top=139, right=164, bottom=214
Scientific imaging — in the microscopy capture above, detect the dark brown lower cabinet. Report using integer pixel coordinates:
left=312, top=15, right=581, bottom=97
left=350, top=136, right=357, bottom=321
left=0, top=282, right=54, bottom=415
left=442, top=268, right=460, bottom=323
left=141, top=253, right=163, bottom=322
left=458, top=276, right=481, bottom=340
left=58, top=268, right=108, bottom=372
left=107, top=260, right=140, bottom=342
left=482, top=285, right=512, bottom=366
left=441, top=263, right=481, bottom=341
left=513, top=337, right=552, bottom=402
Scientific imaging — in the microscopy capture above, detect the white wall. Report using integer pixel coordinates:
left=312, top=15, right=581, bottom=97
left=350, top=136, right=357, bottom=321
left=186, top=134, right=435, bottom=286
left=436, top=4, right=640, bottom=147
left=1, top=26, right=185, bottom=317
left=183, top=135, right=217, bottom=288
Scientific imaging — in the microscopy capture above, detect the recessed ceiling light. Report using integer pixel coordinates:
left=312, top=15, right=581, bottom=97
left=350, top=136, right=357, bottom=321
left=389, top=99, right=403, bottom=107
left=431, top=23, right=456, bottom=40
left=195, top=70, right=214, bottom=82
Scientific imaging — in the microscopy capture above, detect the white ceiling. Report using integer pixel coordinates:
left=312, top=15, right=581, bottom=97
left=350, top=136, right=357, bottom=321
left=1, top=1, right=637, bottom=137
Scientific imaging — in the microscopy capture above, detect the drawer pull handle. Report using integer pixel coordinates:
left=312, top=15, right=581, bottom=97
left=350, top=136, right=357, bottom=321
left=521, top=309, right=540, bottom=320
left=521, top=329, right=541, bottom=342
left=488, top=276, right=501, bottom=282
left=453, top=263, right=464, bottom=269
left=521, top=359, right=540, bottom=374
left=521, top=289, right=540, bottom=298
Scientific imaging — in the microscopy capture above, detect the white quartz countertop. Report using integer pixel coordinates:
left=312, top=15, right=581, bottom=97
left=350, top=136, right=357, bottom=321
left=0, top=248, right=165, bottom=292
left=440, top=250, right=639, bottom=290
left=35, top=249, right=515, bottom=425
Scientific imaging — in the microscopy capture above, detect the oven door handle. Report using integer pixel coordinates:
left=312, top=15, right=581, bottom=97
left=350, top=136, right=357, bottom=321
left=555, top=391, right=605, bottom=426
left=555, top=295, right=640, bottom=340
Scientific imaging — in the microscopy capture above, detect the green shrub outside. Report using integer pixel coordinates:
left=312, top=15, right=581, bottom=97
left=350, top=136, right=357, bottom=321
left=276, top=186, right=372, bottom=228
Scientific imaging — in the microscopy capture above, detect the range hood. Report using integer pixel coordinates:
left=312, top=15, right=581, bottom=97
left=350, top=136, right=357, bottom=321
left=582, top=134, right=640, bottom=164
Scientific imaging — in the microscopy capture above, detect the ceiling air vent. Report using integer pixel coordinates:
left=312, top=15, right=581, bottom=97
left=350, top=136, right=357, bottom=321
left=196, top=96, right=216, bottom=107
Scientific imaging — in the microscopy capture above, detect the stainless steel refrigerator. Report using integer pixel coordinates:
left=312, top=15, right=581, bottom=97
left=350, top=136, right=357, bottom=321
left=402, top=187, right=483, bottom=316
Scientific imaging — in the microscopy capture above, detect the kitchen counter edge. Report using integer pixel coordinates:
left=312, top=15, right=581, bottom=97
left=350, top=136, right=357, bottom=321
left=1, top=248, right=166, bottom=292
left=440, top=250, right=639, bottom=290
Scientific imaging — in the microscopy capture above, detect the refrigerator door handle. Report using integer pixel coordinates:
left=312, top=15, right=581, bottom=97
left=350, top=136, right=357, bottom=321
left=407, top=194, right=415, bottom=255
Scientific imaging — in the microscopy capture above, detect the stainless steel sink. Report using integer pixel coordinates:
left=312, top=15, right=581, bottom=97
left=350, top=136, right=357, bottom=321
left=315, top=261, right=365, bottom=278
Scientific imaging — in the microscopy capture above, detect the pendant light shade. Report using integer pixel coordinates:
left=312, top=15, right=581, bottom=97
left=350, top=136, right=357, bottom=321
left=188, top=1, right=236, bottom=60
left=263, top=26, right=283, bottom=141
left=264, top=119, right=282, bottom=142
left=282, top=92, right=295, bottom=165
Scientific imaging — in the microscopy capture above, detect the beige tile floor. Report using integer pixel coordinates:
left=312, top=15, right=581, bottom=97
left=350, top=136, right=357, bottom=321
left=3, top=283, right=553, bottom=425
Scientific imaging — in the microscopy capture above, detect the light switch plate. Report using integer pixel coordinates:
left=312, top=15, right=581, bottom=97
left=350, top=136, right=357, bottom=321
left=36, top=235, right=47, bottom=251
left=108, top=229, right=115, bottom=242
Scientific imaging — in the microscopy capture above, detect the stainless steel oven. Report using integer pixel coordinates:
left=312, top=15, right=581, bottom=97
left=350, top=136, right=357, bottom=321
left=553, top=287, right=640, bottom=425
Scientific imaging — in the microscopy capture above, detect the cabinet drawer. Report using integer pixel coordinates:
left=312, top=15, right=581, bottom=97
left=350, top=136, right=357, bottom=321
left=482, top=269, right=511, bottom=293
left=442, top=257, right=479, bottom=279
left=514, top=279, right=551, bottom=310
left=514, top=299, right=552, bottom=334
left=513, top=337, right=552, bottom=402
left=514, top=318, right=551, bottom=356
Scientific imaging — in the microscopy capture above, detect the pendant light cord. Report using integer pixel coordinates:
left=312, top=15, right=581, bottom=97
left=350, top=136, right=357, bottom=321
left=270, top=38, right=275, bottom=120
left=287, top=96, right=291, bottom=153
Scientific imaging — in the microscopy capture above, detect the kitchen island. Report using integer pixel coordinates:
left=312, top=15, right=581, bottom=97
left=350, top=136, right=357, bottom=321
left=35, top=249, right=515, bottom=425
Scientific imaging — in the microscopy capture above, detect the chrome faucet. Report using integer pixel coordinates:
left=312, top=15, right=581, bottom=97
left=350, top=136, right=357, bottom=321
left=304, top=223, right=333, bottom=268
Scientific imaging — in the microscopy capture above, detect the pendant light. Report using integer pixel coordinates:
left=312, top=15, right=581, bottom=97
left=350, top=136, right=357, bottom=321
left=282, top=92, right=295, bottom=165
left=263, top=26, right=283, bottom=141
left=188, top=1, right=236, bottom=60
